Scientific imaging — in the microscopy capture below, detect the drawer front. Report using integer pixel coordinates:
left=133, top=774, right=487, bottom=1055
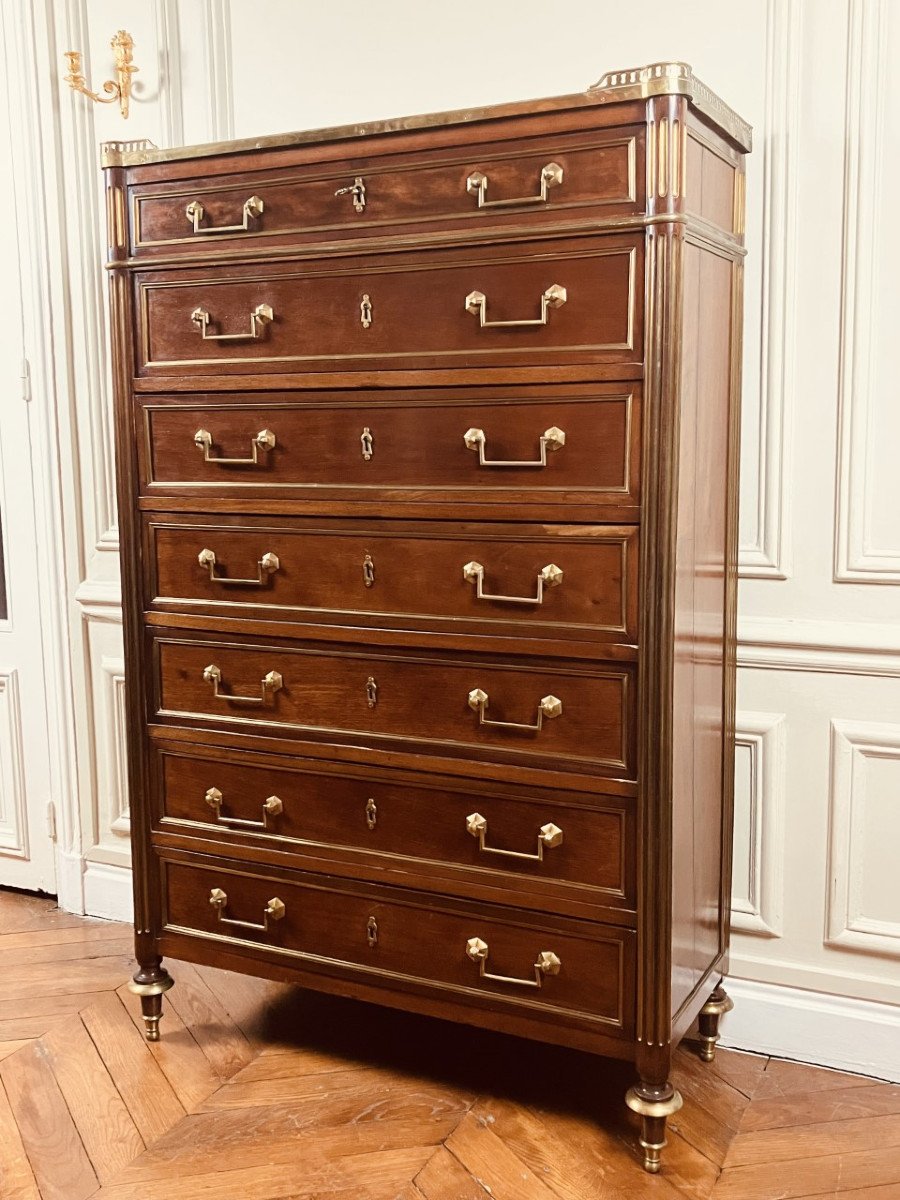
left=147, top=515, right=639, bottom=644
left=154, top=635, right=635, bottom=779
left=162, top=857, right=633, bottom=1030
left=138, top=387, right=640, bottom=517
left=156, top=746, right=633, bottom=907
left=135, top=236, right=640, bottom=376
left=130, top=128, right=640, bottom=255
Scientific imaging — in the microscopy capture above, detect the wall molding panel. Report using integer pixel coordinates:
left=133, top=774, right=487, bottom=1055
left=0, top=672, right=28, bottom=859
left=738, top=0, right=800, bottom=580
left=834, top=0, right=898, bottom=583
left=732, top=711, right=786, bottom=938
left=738, top=616, right=900, bottom=678
left=826, top=718, right=900, bottom=958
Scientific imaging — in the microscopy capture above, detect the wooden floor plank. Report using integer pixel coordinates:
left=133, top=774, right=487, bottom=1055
left=200, top=1064, right=472, bottom=1126
left=753, top=1058, right=874, bottom=1099
left=97, top=1146, right=435, bottom=1200
left=0, top=934, right=133, bottom=969
left=116, top=983, right=222, bottom=1112
left=0, top=1038, right=99, bottom=1200
left=668, top=1091, right=736, bottom=1167
left=192, top=961, right=289, bottom=1046
left=162, top=960, right=255, bottom=1080
left=712, top=1146, right=900, bottom=1200
left=444, top=1110, right=566, bottom=1200
left=415, top=1146, right=492, bottom=1199
left=706, top=1048, right=769, bottom=1100
left=725, top=1112, right=900, bottom=1168
left=0, top=1040, right=31, bottom=1061
left=40, top=1014, right=146, bottom=1182
left=800, top=1189, right=900, bottom=1200
left=464, top=1094, right=695, bottom=1200
left=0, top=888, right=90, bottom=934
left=739, top=1082, right=900, bottom=1132
left=81, top=991, right=186, bottom=1145
left=0, top=921, right=126, bottom=951
left=230, top=1043, right=375, bottom=1083
left=108, top=1104, right=464, bottom=1185
left=0, top=955, right=134, bottom=1000
left=0, top=1074, right=41, bottom=1200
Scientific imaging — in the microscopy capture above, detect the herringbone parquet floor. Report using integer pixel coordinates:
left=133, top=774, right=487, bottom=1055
left=1, top=888, right=898, bottom=1200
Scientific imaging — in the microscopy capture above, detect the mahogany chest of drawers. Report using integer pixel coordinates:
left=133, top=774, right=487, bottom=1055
left=103, top=61, right=750, bottom=1173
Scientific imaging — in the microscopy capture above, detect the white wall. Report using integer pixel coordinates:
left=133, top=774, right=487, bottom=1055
left=3, top=0, right=898, bottom=1076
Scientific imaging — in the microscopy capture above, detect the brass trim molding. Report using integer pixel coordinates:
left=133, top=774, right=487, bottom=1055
left=100, top=61, right=751, bottom=169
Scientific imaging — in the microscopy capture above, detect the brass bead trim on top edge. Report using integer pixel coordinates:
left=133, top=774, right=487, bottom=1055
left=100, top=61, right=751, bottom=169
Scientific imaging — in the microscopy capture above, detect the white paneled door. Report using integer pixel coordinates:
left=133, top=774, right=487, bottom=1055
left=0, top=100, right=56, bottom=894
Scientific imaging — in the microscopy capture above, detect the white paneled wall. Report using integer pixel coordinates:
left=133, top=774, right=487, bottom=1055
left=2, top=0, right=897, bottom=1075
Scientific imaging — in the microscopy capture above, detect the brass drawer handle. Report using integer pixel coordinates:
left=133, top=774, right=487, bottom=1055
left=204, top=787, right=283, bottom=830
left=465, top=812, right=563, bottom=862
left=465, top=937, right=561, bottom=988
left=463, top=425, right=565, bottom=468
left=190, top=303, right=274, bottom=341
left=185, top=194, right=264, bottom=234
left=194, top=427, right=276, bottom=465
left=466, top=161, right=563, bottom=209
left=198, top=548, right=280, bottom=586
left=465, top=284, right=566, bottom=328
left=209, top=887, right=285, bottom=933
left=202, top=663, right=283, bottom=706
left=463, top=561, right=563, bottom=605
left=467, top=688, right=562, bottom=732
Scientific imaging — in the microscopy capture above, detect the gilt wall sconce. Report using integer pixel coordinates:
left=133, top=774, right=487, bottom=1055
left=63, top=30, right=138, bottom=119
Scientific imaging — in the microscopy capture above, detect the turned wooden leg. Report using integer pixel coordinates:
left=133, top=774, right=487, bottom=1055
left=625, top=1080, right=683, bottom=1173
left=697, top=983, right=734, bottom=1063
left=128, top=962, right=174, bottom=1042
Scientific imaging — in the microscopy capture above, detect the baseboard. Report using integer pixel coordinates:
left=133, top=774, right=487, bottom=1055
left=722, top=977, right=900, bottom=1082
left=54, top=846, right=85, bottom=914
left=82, top=861, right=134, bottom=923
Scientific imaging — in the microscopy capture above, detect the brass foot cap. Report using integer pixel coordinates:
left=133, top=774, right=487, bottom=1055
left=625, top=1086, right=684, bottom=1119
left=698, top=1034, right=718, bottom=1062
left=128, top=975, right=175, bottom=998
left=641, top=1142, right=664, bottom=1173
